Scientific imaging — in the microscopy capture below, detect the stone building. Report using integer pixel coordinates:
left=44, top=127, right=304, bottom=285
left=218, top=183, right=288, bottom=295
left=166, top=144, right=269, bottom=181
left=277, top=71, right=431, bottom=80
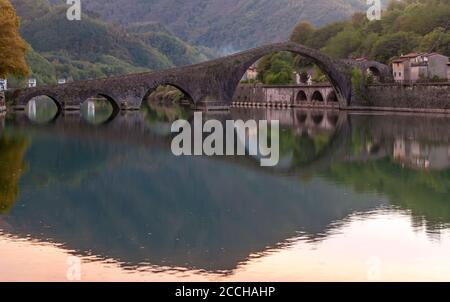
left=392, top=52, right=449, bottom=83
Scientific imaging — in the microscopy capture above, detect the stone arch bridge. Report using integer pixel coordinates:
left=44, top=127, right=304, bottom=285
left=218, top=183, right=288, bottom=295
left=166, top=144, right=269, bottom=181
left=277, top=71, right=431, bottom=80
left=8, top=41, right=390, bottom=111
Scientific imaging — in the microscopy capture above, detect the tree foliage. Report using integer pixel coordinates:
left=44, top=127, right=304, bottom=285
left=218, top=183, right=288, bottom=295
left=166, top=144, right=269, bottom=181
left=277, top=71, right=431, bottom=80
left=290, top=0, right=450, bottom=62
left=256, top=52, right=295, bottom=85
left=290, top=21, right=315, bottom=45
left=0, top=0, right=30, bottom=78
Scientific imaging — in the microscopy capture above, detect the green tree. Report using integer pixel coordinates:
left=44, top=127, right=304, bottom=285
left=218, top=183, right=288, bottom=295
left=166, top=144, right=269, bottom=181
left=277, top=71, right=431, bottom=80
left=306, top=22, right=347, bottom=50
left=371, top=32, right=420, bottom=63
left=419, top=27, right=450, bottom=55
left=290, top=21, right=315, bottom=44
left=256, top=52, right=295, bottom=85
left=322, top=27, right=363, bottom=58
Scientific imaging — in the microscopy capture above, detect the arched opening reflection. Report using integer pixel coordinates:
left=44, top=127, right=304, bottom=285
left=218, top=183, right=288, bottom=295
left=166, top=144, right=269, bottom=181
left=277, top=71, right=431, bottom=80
left=297, top=111, right=308, bottom=123
left=312, top=113, right=324, bottom=125
left=141, top=85, right=193, bottom=136
left=25, top=95, right=60, bottom=124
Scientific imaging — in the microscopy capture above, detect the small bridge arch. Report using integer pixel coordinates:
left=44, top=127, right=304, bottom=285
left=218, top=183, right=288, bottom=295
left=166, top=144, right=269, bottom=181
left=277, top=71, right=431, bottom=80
left=296, top=90, right=308, bottom=103
left=85, top=92, right=121, bottom=113
left=311, top=91, right=324, bottom=102
left=22, top=90, right=62, bottom=113
left=142, top=82, right=194, bottom=106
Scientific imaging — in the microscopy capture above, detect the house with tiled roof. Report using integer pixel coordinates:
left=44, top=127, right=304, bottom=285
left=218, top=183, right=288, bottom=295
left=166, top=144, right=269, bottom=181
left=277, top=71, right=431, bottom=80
left=392, top=52, right=448, bottom=83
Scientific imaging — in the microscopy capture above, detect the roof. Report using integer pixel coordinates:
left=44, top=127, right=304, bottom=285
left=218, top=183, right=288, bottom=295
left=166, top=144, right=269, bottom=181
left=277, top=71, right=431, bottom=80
left=424, top=53, right=448, bottom=58
left=393, top=51, right=449, bottom=64
left=400, top=52, right=425, bottom=59
left=392, top=58, right=408, bottom=63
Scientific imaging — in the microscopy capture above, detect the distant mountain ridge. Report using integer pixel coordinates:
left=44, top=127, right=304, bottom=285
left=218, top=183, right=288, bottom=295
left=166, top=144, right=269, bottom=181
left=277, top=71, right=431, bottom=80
left=76, top=0, right=367, bottom=51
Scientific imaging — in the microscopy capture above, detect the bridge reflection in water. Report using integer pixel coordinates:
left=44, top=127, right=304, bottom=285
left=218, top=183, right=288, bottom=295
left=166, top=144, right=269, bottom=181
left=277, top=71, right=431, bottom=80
left=1, top=108, right=450, bottom=281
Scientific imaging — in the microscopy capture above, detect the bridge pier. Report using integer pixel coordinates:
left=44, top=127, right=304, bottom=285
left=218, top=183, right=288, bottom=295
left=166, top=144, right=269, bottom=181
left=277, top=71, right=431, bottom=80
left=62, top=104, right=81, bottom=111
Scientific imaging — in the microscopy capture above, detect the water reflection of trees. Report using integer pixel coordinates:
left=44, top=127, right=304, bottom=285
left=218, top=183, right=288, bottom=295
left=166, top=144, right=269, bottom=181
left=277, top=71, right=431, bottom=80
left=0, top=132, right=28, bottom=214
left=320, top=114, right=450, bottom=232
left=141, top=102, right=190, bottom=123
left=279, top=129, right=333, bottom=166
left=139, top=102, right=192, bottom=137
left=324, top=159, right=450, bottom=231
left=230, top=111, right=450, bottom=233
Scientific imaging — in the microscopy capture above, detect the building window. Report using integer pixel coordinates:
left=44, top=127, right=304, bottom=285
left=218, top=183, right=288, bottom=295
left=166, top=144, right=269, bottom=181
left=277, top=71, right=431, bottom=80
left=394, top=72, right=397, bottom=77
left=399, top=72, right=402, bottom=77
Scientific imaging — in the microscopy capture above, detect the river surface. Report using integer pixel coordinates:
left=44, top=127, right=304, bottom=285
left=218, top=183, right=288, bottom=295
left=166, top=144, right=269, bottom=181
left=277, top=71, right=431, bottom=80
left=1, top=106, right=450, bottom=281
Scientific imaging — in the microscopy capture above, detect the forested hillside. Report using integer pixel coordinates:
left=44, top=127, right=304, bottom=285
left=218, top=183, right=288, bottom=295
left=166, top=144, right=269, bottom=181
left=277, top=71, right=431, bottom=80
left=9, top=0, right=208, bottom=87
left=72, top=0, right=366, bottom=51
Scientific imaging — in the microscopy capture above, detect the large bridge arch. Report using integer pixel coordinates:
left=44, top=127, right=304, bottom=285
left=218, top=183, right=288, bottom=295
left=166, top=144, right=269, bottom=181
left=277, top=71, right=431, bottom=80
left=220, top=42, right=353, bottom=107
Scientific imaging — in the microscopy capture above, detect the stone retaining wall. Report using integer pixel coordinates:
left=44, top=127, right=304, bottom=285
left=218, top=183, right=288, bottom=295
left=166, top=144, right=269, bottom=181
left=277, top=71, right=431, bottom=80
left=353, top=83, right=450, bottom=111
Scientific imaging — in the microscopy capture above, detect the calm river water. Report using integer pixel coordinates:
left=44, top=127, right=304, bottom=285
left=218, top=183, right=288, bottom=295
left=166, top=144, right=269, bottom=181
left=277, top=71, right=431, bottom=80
left=0, top=105, right=450, bottom=281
